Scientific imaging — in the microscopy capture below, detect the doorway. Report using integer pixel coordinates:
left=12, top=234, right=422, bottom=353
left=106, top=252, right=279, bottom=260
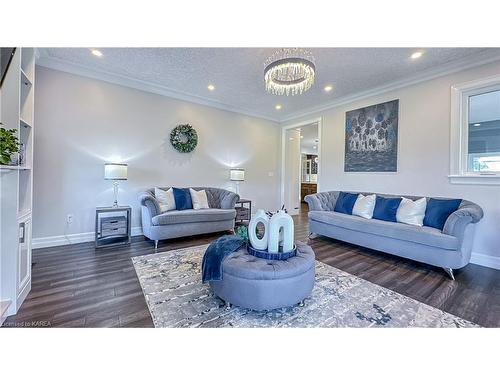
left=281, top=118, right=321, bottom=216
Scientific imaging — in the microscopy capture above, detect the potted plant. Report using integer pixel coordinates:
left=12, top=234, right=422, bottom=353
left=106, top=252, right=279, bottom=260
left=0, top=124, right=20, bottom=165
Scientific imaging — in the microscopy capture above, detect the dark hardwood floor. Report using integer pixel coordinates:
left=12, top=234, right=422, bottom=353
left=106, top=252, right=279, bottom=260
left=4, top=205, right=500, bottom=327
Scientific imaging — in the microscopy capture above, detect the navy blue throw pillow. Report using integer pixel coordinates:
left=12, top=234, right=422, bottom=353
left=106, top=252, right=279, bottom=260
left=334, top=192, right=358, bottom=215
left=424, top=198, right=462, bottom=230
left=372, top=196, right=402, bottom=222
left=172, top=187, right=193, bottom=210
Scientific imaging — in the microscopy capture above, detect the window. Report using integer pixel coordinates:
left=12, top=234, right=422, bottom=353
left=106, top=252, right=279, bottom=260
left=467, top=89, right=500, bottom=172
left=450, top=74, right=500, bottom=185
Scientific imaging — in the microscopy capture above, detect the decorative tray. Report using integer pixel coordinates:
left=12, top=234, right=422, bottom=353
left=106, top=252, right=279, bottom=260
left=247, top=244, right=297, bottom=260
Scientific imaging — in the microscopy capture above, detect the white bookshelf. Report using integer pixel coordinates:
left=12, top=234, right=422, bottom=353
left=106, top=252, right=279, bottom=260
left=0, top=48, right=35, bottom=323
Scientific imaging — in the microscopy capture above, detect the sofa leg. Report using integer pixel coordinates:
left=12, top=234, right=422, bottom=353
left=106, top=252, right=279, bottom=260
left=308, top=232, right=317, bottom=239
left=298, top=299, right=305, bottom=307
left=154, top=240, right=159, bottom=251
left=443, top=267, right=455, bottom=280
left=225, top=301, right=232, bottom=310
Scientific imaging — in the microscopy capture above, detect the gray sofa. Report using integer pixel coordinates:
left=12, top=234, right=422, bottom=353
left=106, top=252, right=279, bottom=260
left=305, top=191, right=484, bottom=279
left=139, top=187, right=239, bottom=249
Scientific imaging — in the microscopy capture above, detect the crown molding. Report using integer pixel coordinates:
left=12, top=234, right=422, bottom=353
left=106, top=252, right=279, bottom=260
left=35, top=49, right=500, bottom=125
left=35, top=52, right=280, bottom=123
left=279, top=49, right=500, bottom=123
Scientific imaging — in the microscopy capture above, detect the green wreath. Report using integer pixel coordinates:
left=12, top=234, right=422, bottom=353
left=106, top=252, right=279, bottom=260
left=170, top=124, right=198, bottom=153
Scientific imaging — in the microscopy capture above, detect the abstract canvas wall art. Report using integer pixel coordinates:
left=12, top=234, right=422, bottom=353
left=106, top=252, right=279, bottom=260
left=344, top=99, right=399, bottom=172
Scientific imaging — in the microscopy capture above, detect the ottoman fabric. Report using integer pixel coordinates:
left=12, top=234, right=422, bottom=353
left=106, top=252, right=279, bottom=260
left=209, top=241, right=315, bottom=311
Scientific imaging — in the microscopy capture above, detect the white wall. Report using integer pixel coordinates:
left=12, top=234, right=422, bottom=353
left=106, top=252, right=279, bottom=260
left=283, top=61, right=500, bottom=263
left=33, top=67, right=281, bottom=243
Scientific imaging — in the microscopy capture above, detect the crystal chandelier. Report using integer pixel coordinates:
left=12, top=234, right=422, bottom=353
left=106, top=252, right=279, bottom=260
left=264, top=48, right=316, bottom=96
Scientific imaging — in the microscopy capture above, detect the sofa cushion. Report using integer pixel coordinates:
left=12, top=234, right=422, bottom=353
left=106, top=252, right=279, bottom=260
left=334, top=192, right=358, bottom=215
left=373, top=196, right=402, bottom=222
left=309, top=210, right=459, bottom=250
left=152, top=208, right=236, bottom=225
left=424, top=198, right=462, bottom=230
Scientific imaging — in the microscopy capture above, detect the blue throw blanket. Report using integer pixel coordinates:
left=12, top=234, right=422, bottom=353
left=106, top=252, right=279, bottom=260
left=202, top=235, right=245, bottom=283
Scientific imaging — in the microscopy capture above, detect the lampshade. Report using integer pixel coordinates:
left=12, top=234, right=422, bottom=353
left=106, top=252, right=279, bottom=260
left=104, top=163, right=128, bottom=180
left=230, top=168, right=245, bottom=181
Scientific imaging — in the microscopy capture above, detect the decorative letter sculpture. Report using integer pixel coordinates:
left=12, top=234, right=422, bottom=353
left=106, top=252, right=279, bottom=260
left=268, top=210, right=294, bottom=253
left=248, top=209, right=269, bottom=250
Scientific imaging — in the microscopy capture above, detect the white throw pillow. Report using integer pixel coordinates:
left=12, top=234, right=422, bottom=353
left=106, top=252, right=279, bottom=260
left=190, top=188, right=209, bottom=210
left=396, top=197, right=427, bottom=226
left=352, top=194, right=376, bottom=219
left=155, top=187, right=176, bottom=212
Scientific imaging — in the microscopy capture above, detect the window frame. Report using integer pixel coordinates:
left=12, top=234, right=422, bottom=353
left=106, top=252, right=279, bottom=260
left=449, top=74, right=500, bottom=185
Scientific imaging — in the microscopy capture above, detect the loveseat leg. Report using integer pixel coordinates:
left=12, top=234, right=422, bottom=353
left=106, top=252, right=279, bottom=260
left=298, top=299, right=305, bottom=307
left=154, top=240, right=159, bottom=251
left=308, top=232, right=317, bottom=239
left=225, top=301, right=232, bottom=310
left=443, top=267, right=455, bottom=280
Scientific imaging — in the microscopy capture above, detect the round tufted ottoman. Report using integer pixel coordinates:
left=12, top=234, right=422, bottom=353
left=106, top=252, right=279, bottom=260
left=209, top=241, right=315, bottom=311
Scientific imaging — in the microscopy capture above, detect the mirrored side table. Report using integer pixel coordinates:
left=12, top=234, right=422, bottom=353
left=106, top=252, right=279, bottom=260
left=95, top=206, right=131, bottom=249
left=235, top=199, right=251, bottom=226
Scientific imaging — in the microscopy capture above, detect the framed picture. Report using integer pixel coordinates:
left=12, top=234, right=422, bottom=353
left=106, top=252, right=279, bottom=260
left=344, top=99, right=399, bottom=172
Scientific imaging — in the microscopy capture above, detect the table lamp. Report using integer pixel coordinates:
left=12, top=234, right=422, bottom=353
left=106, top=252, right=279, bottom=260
left=230, top=168, right=245, bottom=195
left=104, top=163, right=128, bottom=206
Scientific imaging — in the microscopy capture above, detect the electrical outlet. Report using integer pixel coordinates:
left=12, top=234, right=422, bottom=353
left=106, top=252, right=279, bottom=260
left=67, top=214, right=74, bottom=224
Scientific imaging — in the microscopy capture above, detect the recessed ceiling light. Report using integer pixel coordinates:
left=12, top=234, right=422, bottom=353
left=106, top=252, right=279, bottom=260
left=289, top=137, right=294, bottom=141
left=313, top=146, right=317, bottom=149
left=300, top=135, right=304, bottom=139
left=275, top=104, right=282, bottom=110
left=473, top=123, right=481, bottom=127
left=411, top=51, right=423, bottom=59
left=91, top=49, right=103, bottom=57
left=324, top=85, right=333, bottom=92
left=207, top=84, right=215, bottom=91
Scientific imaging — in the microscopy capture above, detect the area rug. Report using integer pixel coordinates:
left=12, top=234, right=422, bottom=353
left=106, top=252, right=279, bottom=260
left=132, top=244, right=477, bottom=328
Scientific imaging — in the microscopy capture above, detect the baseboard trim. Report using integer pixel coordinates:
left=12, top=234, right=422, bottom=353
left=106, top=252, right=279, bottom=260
left=470, top=252, right=500, bottom=270
left=33, top=227, right=143, bottom=249
left=32, top=230, right=500, bottom=270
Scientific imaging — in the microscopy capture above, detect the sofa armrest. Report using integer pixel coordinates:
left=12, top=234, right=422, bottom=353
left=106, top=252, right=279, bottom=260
left=304, top=191, right=339, bottom=211
left=304, top=194, right=324, bottom=211
left=220, top=192, right=239, bottom=209
left=139, top=192, right=161, bottom=218
left=443, top=203, right=484, bottom=237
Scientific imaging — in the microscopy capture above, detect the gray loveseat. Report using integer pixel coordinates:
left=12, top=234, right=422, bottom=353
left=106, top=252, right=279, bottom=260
left=139, top=187, right=239, bottom=249
left=305, top=191, right=484, bottom=279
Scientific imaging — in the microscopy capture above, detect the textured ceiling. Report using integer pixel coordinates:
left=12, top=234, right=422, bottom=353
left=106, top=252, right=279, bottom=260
left=39, top=48, right=500, bottom=122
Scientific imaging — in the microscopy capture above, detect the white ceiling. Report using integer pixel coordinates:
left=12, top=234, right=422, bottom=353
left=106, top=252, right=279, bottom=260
left=38, top=48, right=500, bottom=122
